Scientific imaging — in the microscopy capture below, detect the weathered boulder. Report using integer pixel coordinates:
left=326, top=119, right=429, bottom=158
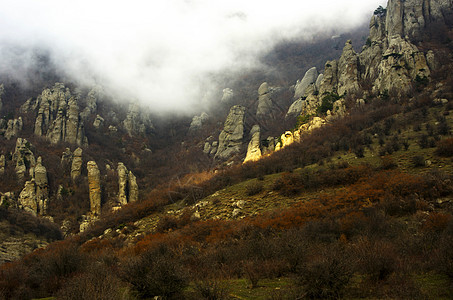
left=71, top=148, right=83, bottom=182
left=256, top=82, right=274, bottom=118
left=87, top=161, right=101, bottom=216
left=319, top=60, right=339, bottom=95
left=262, top=137, right=276, bottom=155
left=315, top=74, right=324, bottom=91
left=93, top=115, right=104, bottom=129
left=244, top=125, right=262, bottom=163
left=286, top=99, right=305, bottom=118
left=221, top=88, right=234, bottom=103
left=337, top=40, right=360, bottom=96
left=215, top=105, right=245, bottom=160
left=294, top=67, right=318, bottom=99
left=189, top=112, right=209, bottom=132
left=13, top=138, right=36, bottom=180
left=280, top=131, right=294, bottom=148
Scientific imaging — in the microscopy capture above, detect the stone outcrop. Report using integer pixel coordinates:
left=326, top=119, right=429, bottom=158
left=256, top=82, right=274, bottom=118
left=189, top=112, right=209, bottom=132
left=243, top=125, right=262, bottom=163
left=221, top=88, right=234, bottom=103
left=61, top=148, right=73, bottom=167
left=319, top=60, right=339, bottom=95
left=71, top=148, right=83, bottom=182
left=12, top=138, right=36, bottom=180
left=294, top=67, right=318, bottom=99
left=117, top=163, right=139, bottom=206
left=215, top=105, right=245, bottom=160
left=80, top=86, right=102, bottom=120
left=18, top=157, right=48, bottom=215
left=286, top=99, right=305, bottom=118
left=203, top=137, right=218, bottom=157
left=87, top=161, right=101, bottom=216
left=123, top=103, right=154, bottom=137
left=337, top=41, right=360, bottom=96
left=93, top=115, right=104, bottom=129
left=4, top=117, right=23, bottom=140
left=385, top=0, right=453, bottom=43
left=21, top=83, right=87, bottom=146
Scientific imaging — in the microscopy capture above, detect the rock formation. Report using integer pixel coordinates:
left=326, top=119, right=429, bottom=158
left=12, top=138, right=36, bottom=180
left=189, top=112, right=209, bottom=132
left=221, top=88, right=234, bottom=103
left=244, top=125, right=262, bottom=163
left=80, top=86, right=101, bottom=120
left=87, top=161, right=101, bottom=216
left=0, top=155, right=5, bottom=175
left=21, top=83, right=87, bottom=146
left=256, top=82, right=274, bottom=118
left=294, top=67, right=319, bottom=99
left=61, top=148, right=73, bottom=167
left=18, top=157, right=48, bottom=215
left=4, top=117, right=23, bottom=140
left=71, top=148, right=83, bottom=182
left=117, top=162, right=139, bottom=206
left=215, top=105, right=245, bottom=160
left=123, top=103, right=154, bottom=137
left=93, top=115, right=104, bottom=129
left=337, top=41, right=360, bottom=96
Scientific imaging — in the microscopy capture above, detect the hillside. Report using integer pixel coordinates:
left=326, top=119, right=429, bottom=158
left=1, top=0, right=453, bottom=299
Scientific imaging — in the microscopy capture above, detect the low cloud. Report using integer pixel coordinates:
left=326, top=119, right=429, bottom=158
left=0, top=0, right=386, bottom=113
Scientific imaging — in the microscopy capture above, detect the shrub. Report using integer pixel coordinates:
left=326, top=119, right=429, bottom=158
left=245, top=181, right=264, bottom=196
left=317, top=93, right=340, bottom=115
left=411, top=155, right=425, bottom=167
left=297, top=244, right=352, bottom=299
left=435, top=138, right=453, bottom=157
left=193, top=278, right=229, bottom=299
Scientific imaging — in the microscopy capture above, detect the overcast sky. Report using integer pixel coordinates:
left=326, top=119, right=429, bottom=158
left=0, top=0, right=386, bottom=113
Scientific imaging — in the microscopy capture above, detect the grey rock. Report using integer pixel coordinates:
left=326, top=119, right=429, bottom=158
left=262, top=136, right=276, bottom=155
left=117, top=162, right=128, bottom=205
left=319, top=60, right=338, bottom=95
left=61, top=148, right=73, bottom=167
left=294, top=67, right=318, bottom=99
left=315, top=74, right=324, bottom=91
left=18, top=157, right=48, bottom=216
left=256, top=82, right=273, bottom=118
left=128, top=171, right=138, bottom=203
left=123, top=103, right=154, bottom=137
left=215, top=105, right=245, bottom=160
left=337, top=41, right=360, bottom=96
left=286, top=99, right=305, bottom=118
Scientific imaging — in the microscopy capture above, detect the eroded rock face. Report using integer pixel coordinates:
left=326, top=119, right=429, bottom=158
left=221, top=88, right=234, bottom=103
left=215, top=105, right=245, bottom=160
left=87, top=161, right=101, bottom=216
left=80, top=86, right=101, bottom=120
left=338, top=41, right=360, bottom=96
left=256, top=82, right=274, bottom=118
left=22, top=83, right=87, bottom=146
left=294, top=67, right=318, bottom=99
left=4, top=117, right=23, bottom=140
left=71, top=148, right=83, bottom=182
left=286, top=99, right=305, bottom=118
left=93, top=115, right=104, bottom=129
left=189, top=112, right=209, bottom=132
left=386, top=0, right=453, bottom=42
left=13, top=138, right=36, bottom=181
left=319, top=60, right=339, bottom=95
left=244, top=125, right=262, bottom=163
left=18, top=157, right=48, bottom=216
left=61, top=148, right=73, bottom=167
left=123, top=103, right=154, bottom=137
left=117, top=162, right=139, bottom=205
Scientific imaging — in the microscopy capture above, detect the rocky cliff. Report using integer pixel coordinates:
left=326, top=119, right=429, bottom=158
left=215, top=105, right=245, bottom=160
left=21, top=83, right=87, bottom=146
